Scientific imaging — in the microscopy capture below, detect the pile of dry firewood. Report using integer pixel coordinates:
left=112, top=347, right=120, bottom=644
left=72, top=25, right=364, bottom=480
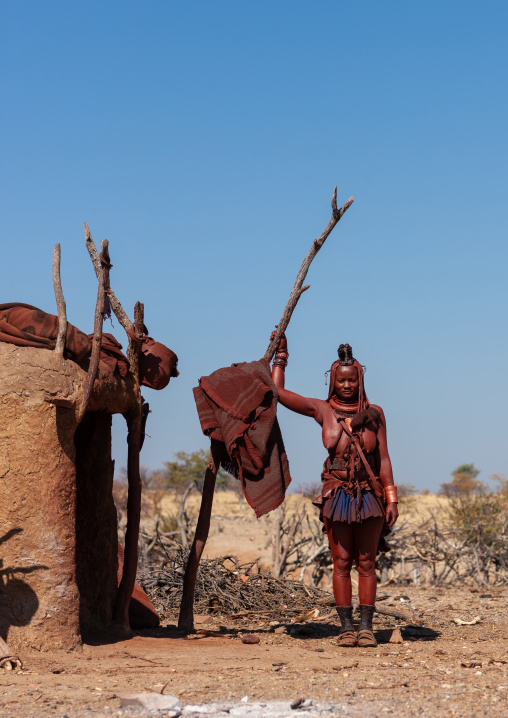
left=137, top=532, right=331, bottom=620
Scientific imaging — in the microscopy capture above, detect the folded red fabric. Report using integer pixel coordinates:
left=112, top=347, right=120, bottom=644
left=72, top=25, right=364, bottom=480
left=193, top=359, right=292, bottom=518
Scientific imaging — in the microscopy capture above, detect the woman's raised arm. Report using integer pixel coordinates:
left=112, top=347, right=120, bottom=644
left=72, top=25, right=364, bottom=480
left=270, top=330, right=324, bottom=422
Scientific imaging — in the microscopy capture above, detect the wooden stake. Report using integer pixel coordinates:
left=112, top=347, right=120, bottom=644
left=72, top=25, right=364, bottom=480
left=114, top=301, right=144, bottom=630
left=52, top=243, right=67, bottom=358
left=178, top=187, right=354, bottom=632
left=77, top=240, right=110, bottom=423
left=178, top=439, right=224, bottom=631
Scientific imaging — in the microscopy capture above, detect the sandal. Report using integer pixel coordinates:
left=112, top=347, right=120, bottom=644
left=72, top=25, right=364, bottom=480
left=357, top=628, right=377, bottom=648
left=336, top=630, right=357, bottom=647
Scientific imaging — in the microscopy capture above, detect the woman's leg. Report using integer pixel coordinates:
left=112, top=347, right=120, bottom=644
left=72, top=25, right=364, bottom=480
left=324, top=518, right=355, bottom=606
left=324, top=518, right=357, bottom=646
left=352, top=516, right=384, bottom=605
left=352, top=515, right=384, bottom=648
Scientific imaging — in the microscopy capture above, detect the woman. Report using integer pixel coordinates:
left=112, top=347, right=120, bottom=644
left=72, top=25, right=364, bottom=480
left=271, top=334, right=398, bottom=647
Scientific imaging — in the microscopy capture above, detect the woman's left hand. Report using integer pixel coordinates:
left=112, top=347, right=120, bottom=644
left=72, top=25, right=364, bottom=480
left=385, top=502, right=398, bottom=528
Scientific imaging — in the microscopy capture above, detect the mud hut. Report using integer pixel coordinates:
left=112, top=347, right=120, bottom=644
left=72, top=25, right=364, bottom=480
left=0, top=230, right=177, bottom=656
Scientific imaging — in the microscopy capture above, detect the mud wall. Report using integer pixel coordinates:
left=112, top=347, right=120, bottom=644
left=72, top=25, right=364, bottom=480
left=0, top=342, right=136, bottom=652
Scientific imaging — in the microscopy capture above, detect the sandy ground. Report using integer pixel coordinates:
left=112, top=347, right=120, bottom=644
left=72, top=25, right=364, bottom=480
left=2, top=584, right=507, bottom=717
left=3, top=493, right=506, bottom=717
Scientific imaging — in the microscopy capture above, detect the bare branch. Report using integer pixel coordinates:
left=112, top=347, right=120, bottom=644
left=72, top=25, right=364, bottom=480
left=52, top=243, right=67, bottom=358
left=127, top=301, right=144, bottom=381
left=83, top=223, right=132, bottom=334
left=178, top=439, right=225, bottom=631
left=264, top=188, right=354, bottom=362
left=77, top=240, right=110, bottom=422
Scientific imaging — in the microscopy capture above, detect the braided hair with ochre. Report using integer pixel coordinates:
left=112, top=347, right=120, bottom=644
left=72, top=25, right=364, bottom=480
left=327, top=344, right=381, bottom=431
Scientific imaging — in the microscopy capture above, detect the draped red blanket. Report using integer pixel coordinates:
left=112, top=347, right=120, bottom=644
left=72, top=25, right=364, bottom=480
left=193, top=359, right=291, bottom=518
left=0, top=304, right=178, bottom=388
left=0, top=303, right=129, bottom=375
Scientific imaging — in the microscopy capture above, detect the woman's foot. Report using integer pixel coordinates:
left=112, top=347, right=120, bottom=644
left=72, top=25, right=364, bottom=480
left=336, top=605, right=357, bottom=647
left=357, top=605, right=377, bottom=647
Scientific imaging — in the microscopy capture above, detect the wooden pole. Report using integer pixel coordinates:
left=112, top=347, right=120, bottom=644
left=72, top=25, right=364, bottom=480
left=114, top=301, right=144, bottom=630
left=263, top=187, right=354, bottom=363
left=77, top=240, right=110, bottom=422
left=83, top=225, right=148, bottom=631
left=52, top=243, right=67, bottom=358
left=178, top=439, right=224, bottom=631
left=178, top=187, right=354, bottom=631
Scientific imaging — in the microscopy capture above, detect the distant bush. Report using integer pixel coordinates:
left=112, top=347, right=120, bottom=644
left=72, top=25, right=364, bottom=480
left=440, top=462, right=481, bottom=497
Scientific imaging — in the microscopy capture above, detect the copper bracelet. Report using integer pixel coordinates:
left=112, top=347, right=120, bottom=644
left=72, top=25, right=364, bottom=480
left=384, top=485, right=398, bottom=504
left=273, top=358, right=287, bottom=369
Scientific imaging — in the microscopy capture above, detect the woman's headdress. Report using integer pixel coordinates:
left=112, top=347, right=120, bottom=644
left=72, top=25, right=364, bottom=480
left=326, top=344, right=380, bottom=431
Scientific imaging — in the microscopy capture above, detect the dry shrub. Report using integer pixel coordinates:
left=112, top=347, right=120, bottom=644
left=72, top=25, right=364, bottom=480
left=378, top=479, right=508, bottom=587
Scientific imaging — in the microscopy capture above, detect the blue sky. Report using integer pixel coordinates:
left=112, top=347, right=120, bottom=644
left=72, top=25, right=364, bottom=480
left=1, top=1, right=507, bottom=493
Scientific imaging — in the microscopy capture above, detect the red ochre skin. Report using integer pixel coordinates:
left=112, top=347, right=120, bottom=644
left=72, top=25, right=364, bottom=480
left=271, top=332, right=398, bottom=607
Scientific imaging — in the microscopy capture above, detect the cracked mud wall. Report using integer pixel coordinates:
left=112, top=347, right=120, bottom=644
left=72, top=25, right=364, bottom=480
left=0, top=342, right=136, bottom=652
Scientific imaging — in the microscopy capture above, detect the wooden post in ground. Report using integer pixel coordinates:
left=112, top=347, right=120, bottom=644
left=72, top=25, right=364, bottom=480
left=178, top=439, right=224, bottom=631
left=114, top=302, right=144, bottom=630
left=178, top=188, right=354, bottom=632
left=52, top=243, right=67, bottom=358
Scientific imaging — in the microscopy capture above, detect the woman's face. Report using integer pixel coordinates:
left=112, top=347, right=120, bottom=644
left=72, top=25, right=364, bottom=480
left=333, top=365, right=359, bottom=402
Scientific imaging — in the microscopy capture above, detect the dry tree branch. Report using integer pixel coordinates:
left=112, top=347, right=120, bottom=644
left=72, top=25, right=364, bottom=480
left=264, top=187, right=354, bottom=363
left=52, top=243, right=67, bottom=358
left=77, top=239, right=110, bottom=422
left=84, top=223, right=132, bottom=333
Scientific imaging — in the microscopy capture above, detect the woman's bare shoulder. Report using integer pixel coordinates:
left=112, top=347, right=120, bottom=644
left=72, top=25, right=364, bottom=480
left=370, top=404, right=386, bottom=422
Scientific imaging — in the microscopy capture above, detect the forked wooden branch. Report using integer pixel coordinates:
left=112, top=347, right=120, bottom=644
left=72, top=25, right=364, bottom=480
left=83, top=224, right=146, bottom=630
left=84, top=223, right=132, bottom=333
left=263, top=187, right=354, bottom=363
left=77, top=240, right=110, bottom=422
left=52, top=243, right=67, bottom=357
left=178, top=187, right=354, bottom=632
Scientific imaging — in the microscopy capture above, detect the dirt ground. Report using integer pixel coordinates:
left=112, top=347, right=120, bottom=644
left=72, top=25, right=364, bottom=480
left=2, top=494, right=507, bottom=717
left=2, top=583, right=508, bottom=716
